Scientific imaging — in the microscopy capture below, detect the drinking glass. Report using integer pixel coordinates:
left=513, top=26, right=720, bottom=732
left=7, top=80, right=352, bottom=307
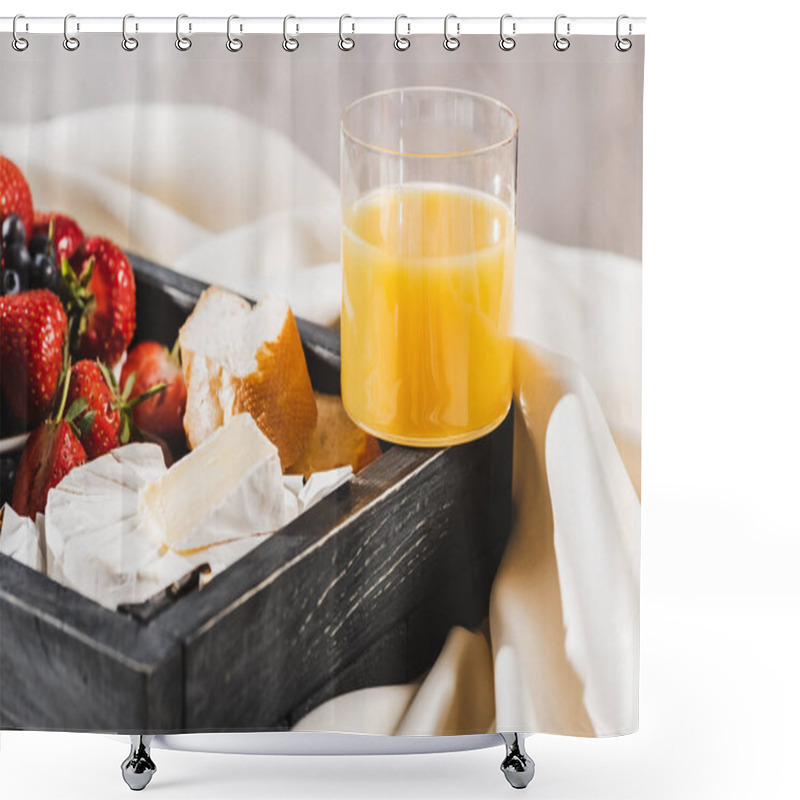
left=340, top=87, right=518, bottom=447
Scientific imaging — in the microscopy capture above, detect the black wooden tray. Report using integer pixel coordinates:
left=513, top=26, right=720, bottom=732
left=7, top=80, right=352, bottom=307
left=0, top=254, right=512, bottom=733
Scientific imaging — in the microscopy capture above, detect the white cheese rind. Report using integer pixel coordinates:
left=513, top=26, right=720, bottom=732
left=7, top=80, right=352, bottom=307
left=297, top=467, right=353, bottom=510
left=0, top=504, right=45, bottom=571
left=45, top=443, right=199, bottom=611
left=140, top=413, right=288, bottom=554
left=24, top=421, right=353, bottom=612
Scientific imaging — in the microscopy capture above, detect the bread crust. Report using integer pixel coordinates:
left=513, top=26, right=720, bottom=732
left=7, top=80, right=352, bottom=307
left=287, top=392, right=382, bottom=478
left=231, top=308, right=317, bottom=469
left=180, top=288, right=317, bottom=470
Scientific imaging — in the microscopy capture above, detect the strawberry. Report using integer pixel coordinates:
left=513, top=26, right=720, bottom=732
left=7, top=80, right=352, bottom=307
left=67, top=358, right=166, bottom=459
left=66, top=360, right=121, bottom=459
left=11, top=419, right=87, bottom=519
left=0, top=289, right=67, bottom=427
left=64, top=236, right=136, bottom=366
left=32, top=212, right=84, bottom=262
left=0, top=155, right=34, bottom=245
left=11, top=374, right=88, bottom=519
left=120, top=341, right=186, bottom=442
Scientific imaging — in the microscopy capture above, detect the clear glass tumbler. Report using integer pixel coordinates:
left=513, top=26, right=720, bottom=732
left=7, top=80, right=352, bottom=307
left=340, top=87, right=518, bottom=447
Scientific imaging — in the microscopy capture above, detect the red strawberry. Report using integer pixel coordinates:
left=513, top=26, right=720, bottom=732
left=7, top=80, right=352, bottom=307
left=65, top=237, right=136, bottom=366
left=11, top=418, right=87, bottom=519
left=67, top=358, right=166, bottom=459
left=0, top=289, right=67, bottom=427
left=32, top=211, right=84, bottom=262
left=120, top=341, right=186, bottom=442
left=66, top=360, right=121, bottom=459
left=0, top=155, right=34, bottom=245
left=11, top=371, right=89, bottom=519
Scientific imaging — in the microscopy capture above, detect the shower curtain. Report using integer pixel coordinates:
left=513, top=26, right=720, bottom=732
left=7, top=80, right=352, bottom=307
left=0, top=22, right=643, bottom=739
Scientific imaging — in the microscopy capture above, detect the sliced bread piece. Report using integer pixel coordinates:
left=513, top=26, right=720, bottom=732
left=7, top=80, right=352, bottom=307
left=287, top=392, right=382, bottom=479
left=180, top=286, right=317, bottom=469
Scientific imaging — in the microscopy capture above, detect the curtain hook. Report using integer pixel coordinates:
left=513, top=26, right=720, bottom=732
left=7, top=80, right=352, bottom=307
left=12, top=14, right=29, bottom=52
left=283, top=15, right=299, bottom=51
left=499, top=14, right=516, bottom=51
left=175, top=14, right=192, bottom=51
left=615, top=14, right=632, bottom=51
left=63, top=13, right=80, bottom=51
left=394, top=15, right=410, bottom=51
left=338, top=14, right=355, bottom=51
left=443, top=14, right=460, bottom=51
left=227, top=15, right=243, bottom=51
left=122, top=14, right=139, bottom=51
left=553, top=14, right=570, bottom=51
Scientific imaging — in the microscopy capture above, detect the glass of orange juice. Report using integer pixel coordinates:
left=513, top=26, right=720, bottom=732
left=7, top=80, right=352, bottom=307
left=340, top=87, right=518, bottom=447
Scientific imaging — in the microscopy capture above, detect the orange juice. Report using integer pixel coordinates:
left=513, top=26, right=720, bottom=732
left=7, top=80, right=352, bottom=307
left=341, top=184, right=514, bottom=446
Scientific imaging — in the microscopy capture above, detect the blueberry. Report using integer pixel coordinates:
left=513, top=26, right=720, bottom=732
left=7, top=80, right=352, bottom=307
left=2, top=269, right=22, bottom=295
left=5, top=242, right=32, bottom=276
left=30, top=252, right=57, bottom=290
left=1, top=214, right=26, bottom=247
left=29, top=233, right=50, bottom=258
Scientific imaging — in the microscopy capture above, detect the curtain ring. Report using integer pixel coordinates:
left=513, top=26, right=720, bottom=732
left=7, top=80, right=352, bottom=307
left=63, top=14, right=80, bottom=51
left=122, top=14, right=139, bottom=51
left=443, top=14, right=460, bottom=51
left=499, top=14, right=516, bottom=51
left=175, top=14, right=192, bottom=51
left=227, top=15, right=243, bottom=52
left=615, top=14, right=632, bottom=51
left=553, top=14, right=570, bottom=51
left=283, top=15, right=299, bottom=52
left=12, top=14, right=29, bottom=52
left=338, top=14, right=355, bottom=51
left=394, top=15, right=410, bottom=51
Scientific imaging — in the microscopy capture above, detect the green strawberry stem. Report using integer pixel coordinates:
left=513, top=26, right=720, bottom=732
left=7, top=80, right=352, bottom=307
left=96, top=361, right=165, bottom=409
left=47, top=217, right=56, bottom=261
left=96, top=361, right=119, bottom=394
left=55, top=364, right=96, bottom=438
left=121, top=371, right=137, bottom=402
left=49, top=334, right=80, bottom=429
left=65, top=396, right=94, bottom=439
left=70, top=404, right=95, bottom=438
left=65, top=397, right=88, bottom=420
left=128, top=382, right=167, bottom=407
left=53, top=359, right=72, bottom=423
left=60, top=255, right=95, bottom=350
left=94, top=360, right=166, bottom=445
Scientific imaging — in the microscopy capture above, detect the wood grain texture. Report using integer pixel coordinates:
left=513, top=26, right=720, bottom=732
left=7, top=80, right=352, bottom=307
left=282, top=622, right=410, bottom=730
left=0, top=557, right=182, bottom=732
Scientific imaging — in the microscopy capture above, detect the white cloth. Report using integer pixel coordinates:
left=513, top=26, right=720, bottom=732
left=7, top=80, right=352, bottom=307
left=2, top=104, right=641, bottom=737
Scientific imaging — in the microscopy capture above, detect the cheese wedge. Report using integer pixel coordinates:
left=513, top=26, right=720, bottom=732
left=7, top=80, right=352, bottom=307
left=45, top=443, right=197, bottom=611
left=180, top=286, right=317, bottom=469
left=141, top=413, right=288, bottom=553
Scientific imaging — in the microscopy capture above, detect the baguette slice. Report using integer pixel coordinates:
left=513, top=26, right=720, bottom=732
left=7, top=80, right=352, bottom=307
left=180, top=287, right=317, bottom=469
left=287, top=392, right=382, bottom=479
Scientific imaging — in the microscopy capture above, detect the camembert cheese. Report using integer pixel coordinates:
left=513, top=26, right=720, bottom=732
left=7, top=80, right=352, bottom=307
left=141, top=413, right=287, bottom=553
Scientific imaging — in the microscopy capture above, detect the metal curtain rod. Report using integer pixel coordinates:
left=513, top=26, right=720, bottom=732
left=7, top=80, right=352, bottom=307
left=0, top=16, right=646, bottom=37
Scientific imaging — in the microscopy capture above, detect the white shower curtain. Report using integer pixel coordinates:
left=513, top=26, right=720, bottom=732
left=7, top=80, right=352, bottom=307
left=0, top=29, right=642, bottom=738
